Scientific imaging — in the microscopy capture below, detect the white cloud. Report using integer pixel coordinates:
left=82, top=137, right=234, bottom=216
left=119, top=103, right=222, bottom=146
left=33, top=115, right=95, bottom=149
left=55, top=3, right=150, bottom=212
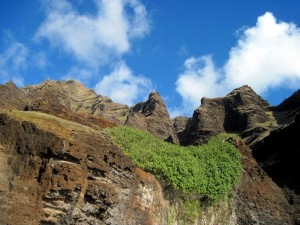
left=36, top=0, right=150, bottom=67
left=224, top=12, right=300, bottom=92
left=94, top=61, right=152, bottom=106
left=176, top=56, right=223, bottom=113
left=176, top=12, right=300, bottom=115
left=0, top=41, right=28, bottom=86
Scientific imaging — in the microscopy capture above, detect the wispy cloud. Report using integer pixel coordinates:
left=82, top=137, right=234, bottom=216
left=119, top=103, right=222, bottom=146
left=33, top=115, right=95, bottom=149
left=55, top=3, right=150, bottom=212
left=36, top=0, right=150, bottom=67
left=94, top=61, right=152, bottom=106
left=175, top=12, right=300, bottom=115
left=0, top=39, right=28, bottom=86
left=35, top=0, right=152, bottom=106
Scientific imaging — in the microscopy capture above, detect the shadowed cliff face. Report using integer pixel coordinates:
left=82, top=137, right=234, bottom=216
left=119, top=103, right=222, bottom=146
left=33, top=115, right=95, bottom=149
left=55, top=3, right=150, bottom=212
left=252, top=113, right=300, bottom=224
left=182, top=85, right=271, bottom=145
left=233, top=140, right=295, bottom=225
left=125, top=92, right=180, bottom=144
left=0, top=110, right=168, bottom=225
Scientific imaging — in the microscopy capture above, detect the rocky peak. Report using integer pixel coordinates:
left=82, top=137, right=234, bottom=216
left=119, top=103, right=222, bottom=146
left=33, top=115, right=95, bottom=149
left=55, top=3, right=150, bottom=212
left=276, top=89, right=300, bottom=112
left=23, top=80, right=129, bottom=124
left=183, top=85, right=271, bottom=145
left=273, top=89, right=300, bottom=125
left=140, top=91, right=169, bottom=117
left=125, top=92, right=179, bottom=144
left=226, top=85, right=269, bottom=107
left=0, top=81, right=27, bottom=109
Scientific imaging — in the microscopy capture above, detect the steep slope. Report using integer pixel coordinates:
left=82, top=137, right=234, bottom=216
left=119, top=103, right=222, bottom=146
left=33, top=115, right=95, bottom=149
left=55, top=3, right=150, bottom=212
left=233, top=140, right=294, bottom=225
left=183, top=85, right=273, bottom=145
left=0, top=110, right=169, bottom=225
left=172, top=116, right=190, bottom=145
left=125, top=92, right=179, bottom=144
left=0, top=79, right=299, bottom=224
left=23, top=80, right=129, bottom=123
left=252, top=113, right=300, bottom=223
left=0, top=81, right=28, bottom=109
left=274, top=89, right=300, bottom=124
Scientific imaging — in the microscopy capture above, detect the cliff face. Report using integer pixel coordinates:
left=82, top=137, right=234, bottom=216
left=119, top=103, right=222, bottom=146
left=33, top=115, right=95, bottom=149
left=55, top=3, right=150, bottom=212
left=252, top=113, right=300, bottom=223
left=183, top=85, right=271, bottom=145
left=0, top=110, right=169, bottom=225
left=23, top=80, right=129, bottom=124
left=0, top=80, right=299, bottom=224
left=125, top=92, right=179, bottom=144
left=0, top=81, right=28, bottom=109
left=233, top=140, right=294, bottom=225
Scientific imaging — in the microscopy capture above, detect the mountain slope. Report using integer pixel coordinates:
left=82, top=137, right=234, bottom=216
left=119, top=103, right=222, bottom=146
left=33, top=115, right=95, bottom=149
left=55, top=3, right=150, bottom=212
left=0, top=110, right=168, bottom=225
left=125, top=92, right=179, bottom=144
left=182, top=85, right=272, bottom=145
left=0, top=79, right=299, bottom=224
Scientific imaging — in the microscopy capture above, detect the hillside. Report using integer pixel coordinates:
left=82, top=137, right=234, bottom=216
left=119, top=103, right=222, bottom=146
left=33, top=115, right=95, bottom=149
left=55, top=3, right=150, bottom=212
left=0, top=80, right=299, bottom=224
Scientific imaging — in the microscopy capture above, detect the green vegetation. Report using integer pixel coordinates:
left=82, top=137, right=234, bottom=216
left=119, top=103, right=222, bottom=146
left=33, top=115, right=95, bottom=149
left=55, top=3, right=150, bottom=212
left=106, top=126, right=242, bottom=202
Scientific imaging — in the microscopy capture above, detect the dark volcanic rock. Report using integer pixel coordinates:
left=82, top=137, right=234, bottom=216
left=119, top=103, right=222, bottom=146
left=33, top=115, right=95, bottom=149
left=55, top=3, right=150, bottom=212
left=252, top=113, right=300, bottom=223
left=125, top=92, right=179, bottom=144
left=234, top=140, right=294, bottom=225
left=274, top=89, right=300, bottom=125
left=172, top=116, right=190, bottom=145
left=184, top=85, right=271, bottom=145
left=276, top=89, right=300, bottom=112
left=0, top=110, right=168, bottom=225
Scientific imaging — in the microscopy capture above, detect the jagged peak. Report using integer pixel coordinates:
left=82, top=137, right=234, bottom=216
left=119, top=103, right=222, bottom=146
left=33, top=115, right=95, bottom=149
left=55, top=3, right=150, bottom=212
left=5, top=80, right=18, bottom=88
left=199, top=85, right=269, bottom=107
left=147, top=91, right=164, bottom=103
left=227, top=85, right=257, bottom=96
left=276, top=89, right=300, bottom=111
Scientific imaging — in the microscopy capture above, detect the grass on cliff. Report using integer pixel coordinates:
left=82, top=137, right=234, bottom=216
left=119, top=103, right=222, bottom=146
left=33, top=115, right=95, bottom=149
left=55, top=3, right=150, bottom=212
left=106, top=126, right=242, bottom=202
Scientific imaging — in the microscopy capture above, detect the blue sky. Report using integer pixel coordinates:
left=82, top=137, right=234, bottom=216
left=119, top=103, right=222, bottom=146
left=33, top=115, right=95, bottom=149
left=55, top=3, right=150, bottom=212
left=1, top=0, right=300, bottom=116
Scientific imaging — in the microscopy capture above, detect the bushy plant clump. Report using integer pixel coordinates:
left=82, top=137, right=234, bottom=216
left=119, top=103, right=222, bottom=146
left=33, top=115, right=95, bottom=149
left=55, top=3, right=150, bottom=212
left=106, top=126, right=242, bottom=202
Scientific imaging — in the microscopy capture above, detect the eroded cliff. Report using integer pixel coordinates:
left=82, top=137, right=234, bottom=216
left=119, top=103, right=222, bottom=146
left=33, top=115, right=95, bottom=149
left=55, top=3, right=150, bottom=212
left=0, top=110, right=169, bottom=225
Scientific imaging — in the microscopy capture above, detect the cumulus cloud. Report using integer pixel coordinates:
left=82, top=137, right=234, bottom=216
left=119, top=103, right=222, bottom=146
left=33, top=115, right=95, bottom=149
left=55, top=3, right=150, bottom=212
left=36, top=0, right=150, bottom=67
left=176, top=56, right=223, bottom=111
left=0, top=41, right=28, bottom=86
left=175, top=12, right=300, bottom=115
left=94, top=61, right=152, bottom=106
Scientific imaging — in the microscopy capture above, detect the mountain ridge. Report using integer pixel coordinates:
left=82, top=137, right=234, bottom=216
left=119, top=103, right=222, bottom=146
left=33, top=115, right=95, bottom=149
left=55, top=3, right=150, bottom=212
left=0, top=79, right=299, bottom=224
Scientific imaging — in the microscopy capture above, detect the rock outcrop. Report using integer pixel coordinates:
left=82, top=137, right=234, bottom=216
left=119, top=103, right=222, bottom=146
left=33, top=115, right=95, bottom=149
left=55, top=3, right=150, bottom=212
left=172, top=116, right=190, bottom=145
left=0, top=79, right=299, bottom=224
left=252, top=113, right=300, bottom=223
left=274, top=89, right=300, bottom=125
left=183, top=85, right=272, bottom=145
left=125, top=92, right=179, bottom=144
left=0, top=81, right=28, bottom=109
left=23, top=80, right=129, bottom=124
left=0, top=110, right=169, bottom=225
left=233, top=140, right=295, bottom=225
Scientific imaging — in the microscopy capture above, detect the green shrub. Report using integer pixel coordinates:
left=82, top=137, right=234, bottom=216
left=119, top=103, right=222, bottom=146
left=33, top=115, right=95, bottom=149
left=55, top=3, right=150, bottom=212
left=106, top=126, right=242, bottom=202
